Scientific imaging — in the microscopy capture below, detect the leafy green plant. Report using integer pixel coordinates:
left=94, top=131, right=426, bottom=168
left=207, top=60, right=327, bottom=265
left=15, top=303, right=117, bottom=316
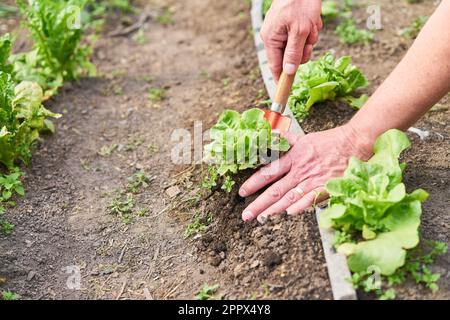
left=321, top=0, right=341, bottom=21
left=203, top=108, right=289, bottom=191
left=109, top=193, right=134, bottom=223
left=320, top=129, right=428, bottom=276
left=335, top=18, right=374, bottom=45
left=320, top=130, right=448, bottom=298
left=83, top=0, right=135, bottom=32
left=262, top=0, right=272, bottom=16
left=185, top=212, right=211, bottom=238
left=288, top=52, right=368, bottom=121
left=201, top=166, right=218, bottom=191
left=108, top=171, right=150, bottom=223
left=156, top=7, right=173, bottom=25
left=126, top=171, right=150, bottom=193
left=0, top=220, right=14, bottom=234
left=401, top=16, right=428, bottom=39
left=1, top=291, right=20, bottom=300
left=221, top=176, right=235, bottom=193
left=196, top=283, right=219, bottom=300
left=0, top=72, right=61, bottom=169
left=351, top=240, right=447, bottom=299
left=0, top=170, right=24, bottom=201
left=13, top=0, right=95, bottom=97
left=0, top=205, right=14, bottom=235
left=148, top=87, right=166, bottom=104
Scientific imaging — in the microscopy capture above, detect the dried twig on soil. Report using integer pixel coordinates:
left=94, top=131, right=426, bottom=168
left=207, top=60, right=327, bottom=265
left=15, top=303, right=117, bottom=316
left=118, top=239, right=129, bottom=263
left=163, top=279, right=185, bottom=299
left=116, top=279, right=128, bottom=300
left=108, top=7, right=156, bottom=37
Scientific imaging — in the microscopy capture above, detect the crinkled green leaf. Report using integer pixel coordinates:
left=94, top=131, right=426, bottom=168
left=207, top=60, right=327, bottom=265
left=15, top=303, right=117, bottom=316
left=340, top=199, right=422, bottom=275
left=289, top=52, right=368, bottom=121
left=322, top=129, right=428, bottom=275
left=204, top=108, right=290, bottom=177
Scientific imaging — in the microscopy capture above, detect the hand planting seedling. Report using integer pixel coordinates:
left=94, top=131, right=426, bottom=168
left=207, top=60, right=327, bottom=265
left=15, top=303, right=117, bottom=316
left=288, top=52, right=368, bottom=121
left=203, top=108, right=290, bottom=192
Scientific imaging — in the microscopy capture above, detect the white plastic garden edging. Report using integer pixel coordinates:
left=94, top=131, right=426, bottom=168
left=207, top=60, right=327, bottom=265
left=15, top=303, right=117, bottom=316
left=250, top=0, right=357, bottom=300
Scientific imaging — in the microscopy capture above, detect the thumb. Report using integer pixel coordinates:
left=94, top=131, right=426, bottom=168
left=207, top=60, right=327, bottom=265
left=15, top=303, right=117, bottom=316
left=282, top=26, right=308, bottom=75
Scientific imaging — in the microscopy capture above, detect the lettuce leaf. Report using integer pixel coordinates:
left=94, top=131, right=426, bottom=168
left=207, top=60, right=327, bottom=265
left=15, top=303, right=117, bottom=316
left=204, top=108, right=290, bottom=177
left=320, top=129, right=428, bottom=275
left=289, top=52, right=368, bottom=121
left=0, top=73, right=60, bottom=168
left=13, top=0, right=95, bottom=97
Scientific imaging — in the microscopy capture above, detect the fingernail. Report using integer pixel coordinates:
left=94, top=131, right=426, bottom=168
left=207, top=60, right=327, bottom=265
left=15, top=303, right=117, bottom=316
left=239, top=187, right=248, bottom=197
left=283, top=63, right=297, bottom=75
left=286, top=210, right=301, bottom=216
left=242, top=210, right=253, bottom=222
left=257, top=214, right=267, bottom=225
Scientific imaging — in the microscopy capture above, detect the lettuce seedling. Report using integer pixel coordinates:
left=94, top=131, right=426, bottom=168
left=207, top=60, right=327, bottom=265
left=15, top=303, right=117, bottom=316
left=203, top=108, right=289, bottom=191
left=335, top=18, right=374, bottom=45
left=289, top=52, right=368, bottom=121
left=320, top=129, right=428, bottom=276
left=401, top=16, right=428, bottom=39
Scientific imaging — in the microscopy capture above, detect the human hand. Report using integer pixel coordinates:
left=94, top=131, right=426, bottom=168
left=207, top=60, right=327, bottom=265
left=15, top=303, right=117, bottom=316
left=261, top=0, right=323, bottom=81
left=239, top=124, right=374, bottom=223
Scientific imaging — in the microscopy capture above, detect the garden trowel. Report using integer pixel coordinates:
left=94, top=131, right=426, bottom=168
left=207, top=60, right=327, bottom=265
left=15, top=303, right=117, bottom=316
left=263, top=71, right=294, bottom=132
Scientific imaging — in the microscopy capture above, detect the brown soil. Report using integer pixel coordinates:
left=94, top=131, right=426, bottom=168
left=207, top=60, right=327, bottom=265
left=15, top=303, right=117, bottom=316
left=0, top=0, right=448, bottom=300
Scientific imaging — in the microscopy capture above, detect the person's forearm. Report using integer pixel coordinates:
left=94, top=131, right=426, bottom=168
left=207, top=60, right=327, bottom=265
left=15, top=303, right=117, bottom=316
left=348, top=0, right=450, bottom=152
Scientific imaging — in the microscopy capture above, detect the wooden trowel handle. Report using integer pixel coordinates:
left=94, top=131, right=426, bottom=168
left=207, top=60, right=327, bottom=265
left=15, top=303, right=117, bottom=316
left=274, top=72, right=295, bottom=106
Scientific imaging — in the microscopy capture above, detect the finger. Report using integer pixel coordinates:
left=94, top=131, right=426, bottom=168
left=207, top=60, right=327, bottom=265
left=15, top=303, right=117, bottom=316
left=301, top=44, right=313, bottom=64
left=316, top=18, right=324, bottom=31
left=242, top=173, right=297, bottom=222
left=239, top=155, right=292, bottom=197
left=266, top=44, right=284, bottom=82
left=282, top=25, right=308, bottom=75
left=257, top=185, right=306, bottom=224
left=286, top=187, right=328, bottom=215
left=306, top=23, right=319, bottom=46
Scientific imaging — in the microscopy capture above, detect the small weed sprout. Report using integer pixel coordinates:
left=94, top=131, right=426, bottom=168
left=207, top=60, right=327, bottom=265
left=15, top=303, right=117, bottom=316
left=195, top=283, right=219, bottom=300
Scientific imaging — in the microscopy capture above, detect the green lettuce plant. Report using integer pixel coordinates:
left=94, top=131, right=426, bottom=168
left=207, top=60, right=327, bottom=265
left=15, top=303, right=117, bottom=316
left=335, top=18, right=374, bottom=45
left=288, top=52, right=368, bottom=121
left=0, top=73, right=61, bottom=169
left=12, top=0, right=95, bottom=97
left=320, top=129, right=428, bottom=275
left=203, top=108, right=289, bottom=191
